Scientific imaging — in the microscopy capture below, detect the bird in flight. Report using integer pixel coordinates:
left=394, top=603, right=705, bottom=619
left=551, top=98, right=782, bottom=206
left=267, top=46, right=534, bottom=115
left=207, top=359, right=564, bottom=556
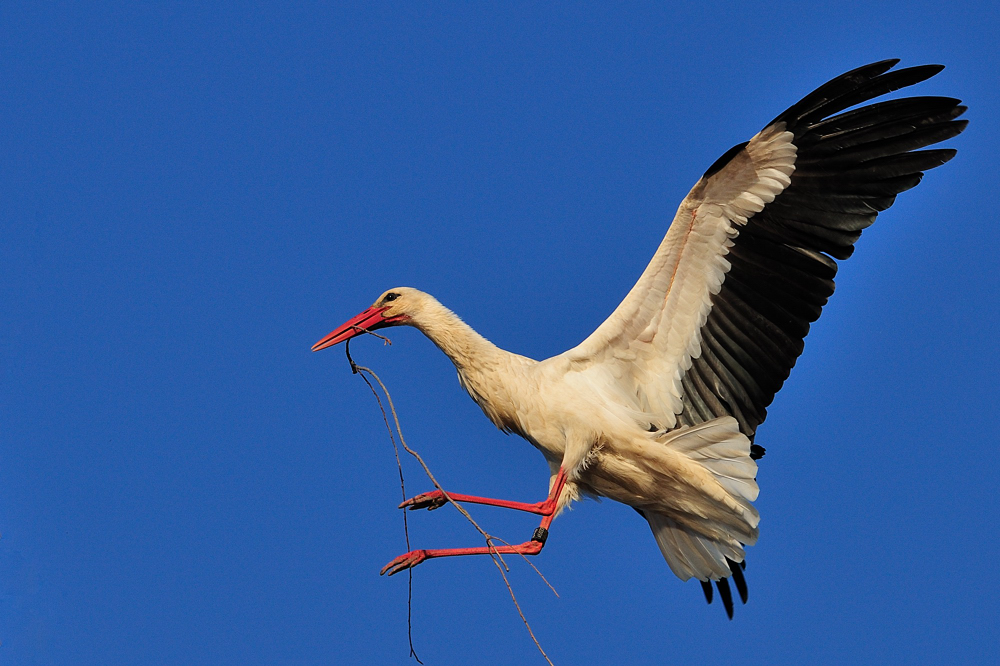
left=313, top=60, right=966, bottom=618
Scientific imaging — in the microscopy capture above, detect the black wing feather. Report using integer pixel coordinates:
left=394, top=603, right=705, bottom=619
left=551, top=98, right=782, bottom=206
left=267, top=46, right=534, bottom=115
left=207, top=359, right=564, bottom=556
left=676, top=61, right=965, bottom=439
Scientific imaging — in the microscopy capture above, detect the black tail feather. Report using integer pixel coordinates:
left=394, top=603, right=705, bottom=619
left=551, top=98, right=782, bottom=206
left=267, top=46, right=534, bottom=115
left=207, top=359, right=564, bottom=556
left=728, top=558, right=749, bottom=604
left=700, top=581, right=714, bottom=604
left=716, top=578, right=735, bottom=619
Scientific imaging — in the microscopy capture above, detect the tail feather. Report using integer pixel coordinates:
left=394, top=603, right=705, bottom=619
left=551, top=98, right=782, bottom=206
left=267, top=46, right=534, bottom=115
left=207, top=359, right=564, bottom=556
left=660, top=417, right=760, bottom=509
left=647, top=417, right=760, bottom=582
left=647, top=512, right=742, bottom=581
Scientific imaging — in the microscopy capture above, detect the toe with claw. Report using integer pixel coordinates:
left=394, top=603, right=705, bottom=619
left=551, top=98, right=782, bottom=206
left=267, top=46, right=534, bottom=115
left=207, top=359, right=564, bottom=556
left=399, top=490, right=448, bottom=511
left=380, top=549, right=429, bottom=576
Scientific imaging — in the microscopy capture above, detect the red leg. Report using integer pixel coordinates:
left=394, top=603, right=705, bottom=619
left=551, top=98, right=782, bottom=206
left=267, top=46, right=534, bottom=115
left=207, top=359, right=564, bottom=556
left=400, top=467, right=567, bottom=516
left=382, top=468, right=567, bottom=575
left=381, top=537, right=546, bottom=576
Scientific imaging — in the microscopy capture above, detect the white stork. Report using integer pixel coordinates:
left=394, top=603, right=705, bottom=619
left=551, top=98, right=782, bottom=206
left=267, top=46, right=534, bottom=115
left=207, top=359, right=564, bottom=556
left=313, top=60, right=966, bottom=618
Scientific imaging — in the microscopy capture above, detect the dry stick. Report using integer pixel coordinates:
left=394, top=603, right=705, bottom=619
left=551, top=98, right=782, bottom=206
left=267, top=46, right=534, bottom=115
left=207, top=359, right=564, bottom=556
left=345, top=333, right=557, bottom=593
left=357, top=362, right=554, bottom=666
left=348, top=324, right=392, bottom=345
left=348, top=344, right=556, bottom=588
left=477, top=534, right=559, bottom=599
left=347, top=340, right=422, bottom=664
left=344, top=334, right=555, bottom=666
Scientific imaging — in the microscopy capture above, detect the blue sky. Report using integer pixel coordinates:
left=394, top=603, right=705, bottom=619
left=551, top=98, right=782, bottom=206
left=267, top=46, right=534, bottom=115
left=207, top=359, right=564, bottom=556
left=2, top=2, right=998, bottom=664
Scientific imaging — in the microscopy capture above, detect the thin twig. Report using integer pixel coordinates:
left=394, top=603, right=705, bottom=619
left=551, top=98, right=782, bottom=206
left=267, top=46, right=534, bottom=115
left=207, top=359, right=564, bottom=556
left=357, top=363, right=549, bottom=661
left=343, top=333, right=555, bottom=664
left=489, top=553, right=555, bottom=666
left=349, top=325, right=392, bottom=345
left=346, top=340, right=503, bottom=560
left=484, top=535, right=559, bottom=599
left=348, top=339, right=422, bottom=664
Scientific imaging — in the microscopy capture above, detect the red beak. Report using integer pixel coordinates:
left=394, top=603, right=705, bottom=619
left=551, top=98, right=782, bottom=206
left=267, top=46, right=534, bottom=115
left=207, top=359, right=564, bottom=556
left=312, top=306, right=408, bottom=351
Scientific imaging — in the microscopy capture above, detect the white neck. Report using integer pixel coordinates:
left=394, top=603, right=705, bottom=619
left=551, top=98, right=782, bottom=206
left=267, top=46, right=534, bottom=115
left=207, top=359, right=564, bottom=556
left=410, top=296, right=536, bottom=433
left=412, top=297, right=506, bottom=374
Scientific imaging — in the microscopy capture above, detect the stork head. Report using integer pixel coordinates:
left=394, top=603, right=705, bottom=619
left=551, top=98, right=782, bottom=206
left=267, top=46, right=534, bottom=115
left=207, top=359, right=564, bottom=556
left=311, top=287, right=422, bottom=351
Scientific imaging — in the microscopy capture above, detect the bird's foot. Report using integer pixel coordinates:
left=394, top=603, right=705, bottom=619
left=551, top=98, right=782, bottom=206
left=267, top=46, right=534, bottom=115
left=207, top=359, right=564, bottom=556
left=380, top=549, right=428, bottom=576
left=399, top=490, right=448, bottom=511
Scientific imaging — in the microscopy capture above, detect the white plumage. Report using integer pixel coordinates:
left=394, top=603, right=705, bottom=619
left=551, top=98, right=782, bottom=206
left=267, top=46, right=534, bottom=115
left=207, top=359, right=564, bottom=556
left=314, top=60, right=966, bottom=617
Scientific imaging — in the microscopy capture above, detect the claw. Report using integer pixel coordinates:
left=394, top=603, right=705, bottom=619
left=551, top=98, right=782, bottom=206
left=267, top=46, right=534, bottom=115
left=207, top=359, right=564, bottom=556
left=380, top=549, right=428, bottom=576
left=399, top=490, right=447, bottom=511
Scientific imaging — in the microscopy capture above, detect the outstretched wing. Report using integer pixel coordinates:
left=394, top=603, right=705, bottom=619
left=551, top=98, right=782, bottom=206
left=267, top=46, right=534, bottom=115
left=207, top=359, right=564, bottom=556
left=564, top=60, right=966, bottom=443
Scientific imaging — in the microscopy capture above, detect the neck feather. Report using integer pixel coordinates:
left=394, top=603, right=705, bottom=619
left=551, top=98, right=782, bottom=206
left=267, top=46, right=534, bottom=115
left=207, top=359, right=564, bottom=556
left=413, top=299, right=504, bottom=372
left=411, top=296, right=537, bottom=435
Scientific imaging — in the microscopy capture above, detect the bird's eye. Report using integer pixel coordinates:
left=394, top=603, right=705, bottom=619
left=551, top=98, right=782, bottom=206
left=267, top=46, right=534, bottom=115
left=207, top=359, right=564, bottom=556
left=384, top=293, right=398, bottom=303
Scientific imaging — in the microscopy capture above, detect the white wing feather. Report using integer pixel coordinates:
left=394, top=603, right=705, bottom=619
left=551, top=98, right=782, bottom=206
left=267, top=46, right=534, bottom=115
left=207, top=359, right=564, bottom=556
left=563, top=124, right=796, bottom=430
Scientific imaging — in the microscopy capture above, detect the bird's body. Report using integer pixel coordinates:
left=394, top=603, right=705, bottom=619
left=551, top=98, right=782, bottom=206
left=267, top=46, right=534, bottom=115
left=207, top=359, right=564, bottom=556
left=362, top=287, right=762, bottom=581
left=314, top=60, right=966, bottom=616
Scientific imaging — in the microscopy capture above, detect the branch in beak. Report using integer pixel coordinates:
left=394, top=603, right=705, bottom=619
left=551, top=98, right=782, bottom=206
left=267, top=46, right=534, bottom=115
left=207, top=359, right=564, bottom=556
left=312, top=306, right=409, bottom=351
